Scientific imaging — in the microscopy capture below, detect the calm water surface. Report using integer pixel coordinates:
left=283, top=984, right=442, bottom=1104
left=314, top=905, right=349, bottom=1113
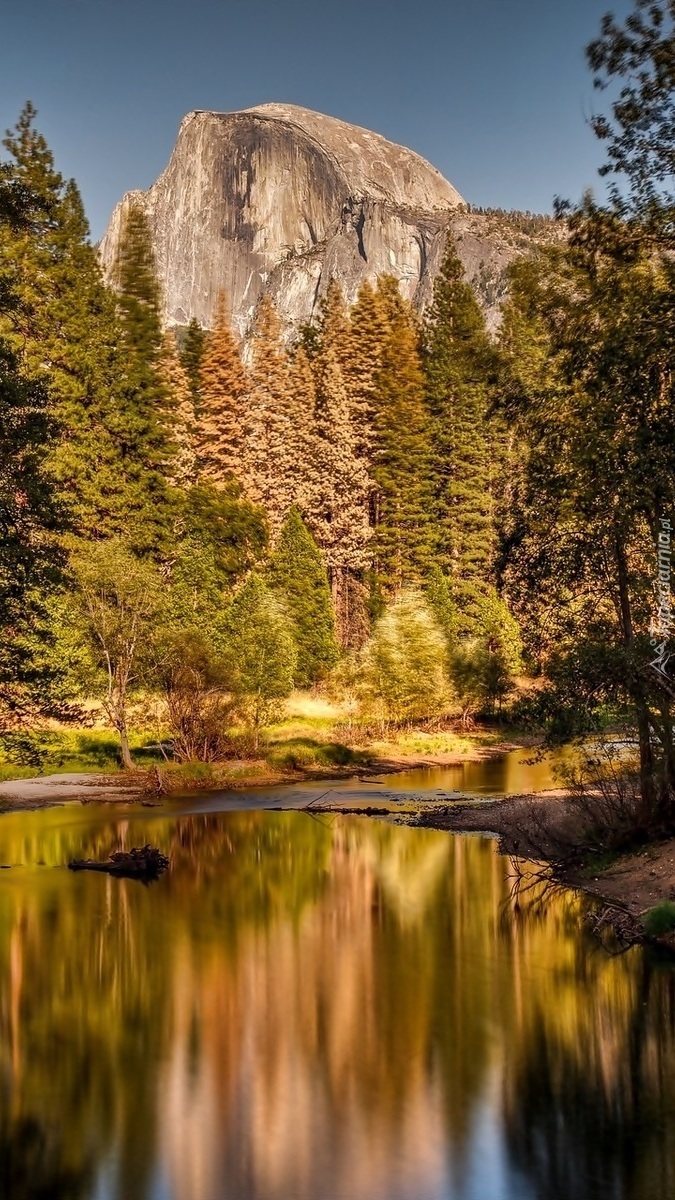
left=180, top=748, right=568, bottom=816
left=1, top=785, right=674, bottom=1199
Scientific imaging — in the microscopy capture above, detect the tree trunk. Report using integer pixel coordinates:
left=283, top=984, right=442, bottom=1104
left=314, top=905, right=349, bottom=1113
left=119, top=723, right=134, bottom=771
left=614, top=529, right=657, bottom=819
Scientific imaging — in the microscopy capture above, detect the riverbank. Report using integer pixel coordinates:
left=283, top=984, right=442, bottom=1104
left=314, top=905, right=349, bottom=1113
left=412, top=792, right=675, bottom=941
left=0, top=733, right=521, bottom=812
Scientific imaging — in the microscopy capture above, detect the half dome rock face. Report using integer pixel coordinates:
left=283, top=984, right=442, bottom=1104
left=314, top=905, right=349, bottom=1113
left=99, top=104, right=488, bottom=335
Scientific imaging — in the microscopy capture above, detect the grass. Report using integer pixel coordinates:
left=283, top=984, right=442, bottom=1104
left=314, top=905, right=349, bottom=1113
left=0, top=728, right=166, bottom=779
left=265, top=738, right=362, bottom=772
left=0, top=691, right=524, bottom=784
left=643, top=902, right=675, bottom=938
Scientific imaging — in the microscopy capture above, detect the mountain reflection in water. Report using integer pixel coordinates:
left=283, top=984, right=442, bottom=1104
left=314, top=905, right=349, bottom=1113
left=0, top=806, right=673, bottom=1200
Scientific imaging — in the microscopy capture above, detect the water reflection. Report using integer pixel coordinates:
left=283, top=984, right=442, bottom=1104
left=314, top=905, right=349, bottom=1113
left=382, top=746, right=569, bottom=796
left=0, top=808, right=673, bottom=1199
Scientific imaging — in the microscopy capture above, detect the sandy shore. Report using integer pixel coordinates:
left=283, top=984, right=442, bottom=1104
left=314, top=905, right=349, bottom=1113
left=0, top=772, right=144, bottom=810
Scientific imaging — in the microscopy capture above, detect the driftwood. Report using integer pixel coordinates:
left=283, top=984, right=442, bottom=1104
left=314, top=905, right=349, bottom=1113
left=68, top=844, right=169, bottom=881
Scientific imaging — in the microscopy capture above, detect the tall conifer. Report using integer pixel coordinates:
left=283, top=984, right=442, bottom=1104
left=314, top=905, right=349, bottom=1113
left=247, top=294, right=294, bottom=530
left=159, top=332, right=196, bottom=488
left=196, top=293, right=247, bottom=486
left=111, top=199, right=178, bottom=551
left=370, top=278, right=435, bottom=589
left=1, top=107, right=174, bottom=550
left=423, top=240, right=497, bottom=591
left=309, top=342, right=371, bottom=643
left=179, top=317, right=206, bottom=413
left=268, top=506, right=339, bottom=686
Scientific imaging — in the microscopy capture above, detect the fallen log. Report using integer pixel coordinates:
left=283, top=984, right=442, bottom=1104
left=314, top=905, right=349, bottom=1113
left=68, top=844, right=169, bottom=881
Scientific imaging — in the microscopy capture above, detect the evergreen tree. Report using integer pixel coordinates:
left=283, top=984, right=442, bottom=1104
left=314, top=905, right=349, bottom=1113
left=111, top=199, right=179, bottom=551
left=225, top=574, right=297, bottom=749
left=179, top=317, right=207, bottom=412
left=159, top=331, right=196, bottom=487
left=345, top=281, right=387, bottom=461
left=370, top=277, right=435, bottom=590
left=425, top=565, right=457, bottom=654
left=423, top=240, right=497, bottom=594
left=246, top=294, right=294, bottom=527
left=0, top=107, right=175, bottom=551
left=0, top=341, right=65, bottom=725
left=360, top=589, right=450, bottom=725
left=285, top=345, right=318, bottom=513
left=196, top=293, right=247, bottom=486
left=267, top=506, right=339, bottom=687
left=309, top=341, right=371, bottom=643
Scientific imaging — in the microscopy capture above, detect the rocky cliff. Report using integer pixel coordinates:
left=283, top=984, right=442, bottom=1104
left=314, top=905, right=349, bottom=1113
left=99, top=103, right=555, bottom=336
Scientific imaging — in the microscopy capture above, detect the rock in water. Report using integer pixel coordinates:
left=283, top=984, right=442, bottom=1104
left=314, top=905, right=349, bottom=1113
left=99, top=103, right=513, bottom=336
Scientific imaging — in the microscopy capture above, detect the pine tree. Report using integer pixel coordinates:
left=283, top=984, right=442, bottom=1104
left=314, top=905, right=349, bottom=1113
left=309, top=341, right=371, bottom=643
left=225, top=574, right=297, bottom=749
left=246, top=294, right=294, bottom=529
left=423, top=240, right=497, bottom=595
left=360, top=589, right=450, bottom=724
left=285, top=345, right=317, bottom=512
left=111, top=199, right=179, bottom=551
left=196, top=293, right=247, bottom=486
left=369, top=277, right=435, bottom=590
left=345, top=280, right=387, bottom=461
left=267, top=506, right=339, bottom=687
left=0, top=342, right=66, bottom=724
left=316, top=279, right=351, bottom=367
left=0, top=107, right=176, bottom=552
left=179, top=317, right=207, bottom=413
left=159, top=332, right=196, bottom=487
left=425, top=565, right=457, bottom=653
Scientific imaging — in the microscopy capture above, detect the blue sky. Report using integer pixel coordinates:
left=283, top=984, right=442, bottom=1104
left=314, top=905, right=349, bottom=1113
left=1, top=0, right=633, bottom=240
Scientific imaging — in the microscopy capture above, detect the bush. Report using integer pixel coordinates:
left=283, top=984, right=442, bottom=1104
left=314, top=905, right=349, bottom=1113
left=360, top=589, right=450, bottom=725
left=643, top=901, right=675, bottom=938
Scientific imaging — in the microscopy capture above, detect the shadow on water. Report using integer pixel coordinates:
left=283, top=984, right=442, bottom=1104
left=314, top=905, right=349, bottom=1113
left=0, top=804, right=673, bottom=1200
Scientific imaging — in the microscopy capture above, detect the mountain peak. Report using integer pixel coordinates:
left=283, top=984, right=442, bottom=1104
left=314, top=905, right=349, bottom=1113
left=99, top=104, right=484, bottom=335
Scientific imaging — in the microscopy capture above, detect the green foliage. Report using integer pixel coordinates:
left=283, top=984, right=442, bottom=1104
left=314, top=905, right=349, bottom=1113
left=179, top=481, right=268, bottom=590
left=360, top=589, right=450, bottom=724
left=369, top=277, right=435, bottom=589
left=154, top=628, right=234, bottom=763
left=643, top=901, right=675, bottom=938
left=265, top=738, right=356, bottom=771
left=267, top=507, right=339, bottom=687
left=0, top=106, right=177, bottom=553
left=498, top=231, right=675, bottom=817
left=178, top=317, right=207, bottom=411
left=225, top=575, right=297, bottom=748
left=423, top=239, right=498, bottom=584
left=68, top=539, right=163, bottom=767
left=439, top=585, right=523, bottom=720
left=425, top=565, right=457, bottom=651
left=0, top=117, right=69, bottom=728
left=585, top=0, right=675, bottom=232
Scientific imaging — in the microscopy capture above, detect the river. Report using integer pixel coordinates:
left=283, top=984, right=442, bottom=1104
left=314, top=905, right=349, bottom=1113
left=0, top=757, right=673, bottom=1200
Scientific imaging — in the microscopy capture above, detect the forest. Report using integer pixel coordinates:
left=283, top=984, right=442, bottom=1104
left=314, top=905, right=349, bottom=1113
left=2, top=0, right=675, bottom=855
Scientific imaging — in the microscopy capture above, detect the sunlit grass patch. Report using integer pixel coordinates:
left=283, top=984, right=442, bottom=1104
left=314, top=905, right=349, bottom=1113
left=0, top=727, right=166, bottom=779
left=265, top=737, right=361, bottom=772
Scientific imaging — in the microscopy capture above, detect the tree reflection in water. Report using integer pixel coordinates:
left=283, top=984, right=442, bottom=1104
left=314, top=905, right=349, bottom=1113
left=0, top=805, right=673, bottom=1200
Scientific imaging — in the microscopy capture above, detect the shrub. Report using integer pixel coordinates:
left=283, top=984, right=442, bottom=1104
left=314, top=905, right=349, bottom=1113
left=643, top=901, right=675, bottom=938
